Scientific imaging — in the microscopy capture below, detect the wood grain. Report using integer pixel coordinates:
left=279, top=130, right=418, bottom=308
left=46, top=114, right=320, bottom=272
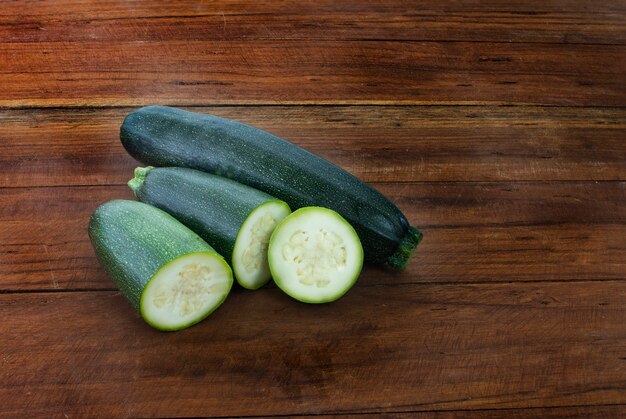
left=1, top=0, right=624, bottom=45
left=2, top=106, right=624, bottom=187
left=1, top=282, right=625, bottom=416
left=0, top=40, right=624, bottom=106
left=1, top=182, right=623, bottom=291
left=1, top=0, right=623, bottom=19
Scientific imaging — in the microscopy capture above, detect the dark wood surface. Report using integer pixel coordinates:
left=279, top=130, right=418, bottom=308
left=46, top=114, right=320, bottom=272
left=1, top=1, right=624, bottom=417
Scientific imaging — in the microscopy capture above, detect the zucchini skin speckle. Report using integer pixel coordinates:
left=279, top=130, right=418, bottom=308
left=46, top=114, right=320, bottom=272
left=121, top=106, right=422, bottom=269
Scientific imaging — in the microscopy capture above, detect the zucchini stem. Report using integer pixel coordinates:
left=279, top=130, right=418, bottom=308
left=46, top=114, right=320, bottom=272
left=128, top=166, right=154, bottom=195
left=387, top=226, right=423, bottom=270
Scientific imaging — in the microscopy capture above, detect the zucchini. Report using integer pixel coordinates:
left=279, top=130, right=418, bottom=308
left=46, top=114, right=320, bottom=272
left=120, top=106, right=422, bottom=270
left=88, top=200, right=233, bottom=331
left=128, top=166, right=291, bottom=289
left=268, top=207, right=363, bottom=303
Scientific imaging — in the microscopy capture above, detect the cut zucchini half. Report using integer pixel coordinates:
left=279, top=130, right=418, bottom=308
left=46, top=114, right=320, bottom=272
left=268, top=207, right=364, bottom=303
left=88, top=200, right=233, bottom=332
left=232, top=200, right=292, bottom=289
left=129, top=166, right=291, bottom=290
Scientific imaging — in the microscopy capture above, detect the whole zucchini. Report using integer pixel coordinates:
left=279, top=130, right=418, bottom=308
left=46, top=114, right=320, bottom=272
left=88, top=200, right=233, bottom=331
left=129, top=166, right=291, bottom=290
left=120, top=106, right=422, bottom=269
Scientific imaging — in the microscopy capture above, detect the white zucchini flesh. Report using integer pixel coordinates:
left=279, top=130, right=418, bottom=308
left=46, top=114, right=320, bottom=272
left=140, top=252, right=233, bottom=331
left=268, top=207, right=364, bottom=303
left=232, top=200, right=291, bottom=289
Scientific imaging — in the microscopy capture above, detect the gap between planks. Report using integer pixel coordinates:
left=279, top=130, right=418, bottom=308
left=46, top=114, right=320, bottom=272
left=1, top=180, right=623, bottom=190
left=1, top=103, right=626, bottom=110
left=2, top=102, right=626, bottom=110
left=227, top=403, right=626, bottom=417
left=2, top=278, right=626, bottom=296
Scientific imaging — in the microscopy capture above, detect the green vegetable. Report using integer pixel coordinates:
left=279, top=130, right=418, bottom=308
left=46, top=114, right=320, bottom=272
left=129, top=166, right=291, bottom=290
left=268, top=207, right=363, bottom=303
left=88, top=200, right=233, bottom=331
left=120, top=106, right=422, bottom=270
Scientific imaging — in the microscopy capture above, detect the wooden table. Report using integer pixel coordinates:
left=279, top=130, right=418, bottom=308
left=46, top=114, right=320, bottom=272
left=1, top=1, right=625, bottom=417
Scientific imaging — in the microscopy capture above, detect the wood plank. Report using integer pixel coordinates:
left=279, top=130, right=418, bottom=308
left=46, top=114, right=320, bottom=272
left=1, top=182, right=623, bottom=291
left=0, top=41, right=624, bottom=106
left=6, top=41, right=622, bottom=75
left=2, top=0, right=623, bottom=19
left=1, top=281, right=625, bottom=416
left=1, top=106, right=624, bottom=187
left=4, top=14, right=625, bottom=46
left=1, top=0, right=624, bottom=45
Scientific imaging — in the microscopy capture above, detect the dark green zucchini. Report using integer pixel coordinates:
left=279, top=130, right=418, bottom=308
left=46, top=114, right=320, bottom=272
left=120, top=106, right=422, bottom=269
left=129, top=166, right=291, bottom=289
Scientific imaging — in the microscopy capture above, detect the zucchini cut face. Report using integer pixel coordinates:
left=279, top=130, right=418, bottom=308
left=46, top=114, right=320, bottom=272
left=268, top=207, right=363, bottom=303
left=232, top=200, right=291, bottom=289
left=141, top=252, right=232, bottom=331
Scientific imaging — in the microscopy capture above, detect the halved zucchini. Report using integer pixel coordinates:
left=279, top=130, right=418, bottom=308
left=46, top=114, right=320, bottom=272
left=129, top=166, right=291, bottom=289
left=88, top=200, right=233, bottom=331
left=268, top=207, right=364, bottom=303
